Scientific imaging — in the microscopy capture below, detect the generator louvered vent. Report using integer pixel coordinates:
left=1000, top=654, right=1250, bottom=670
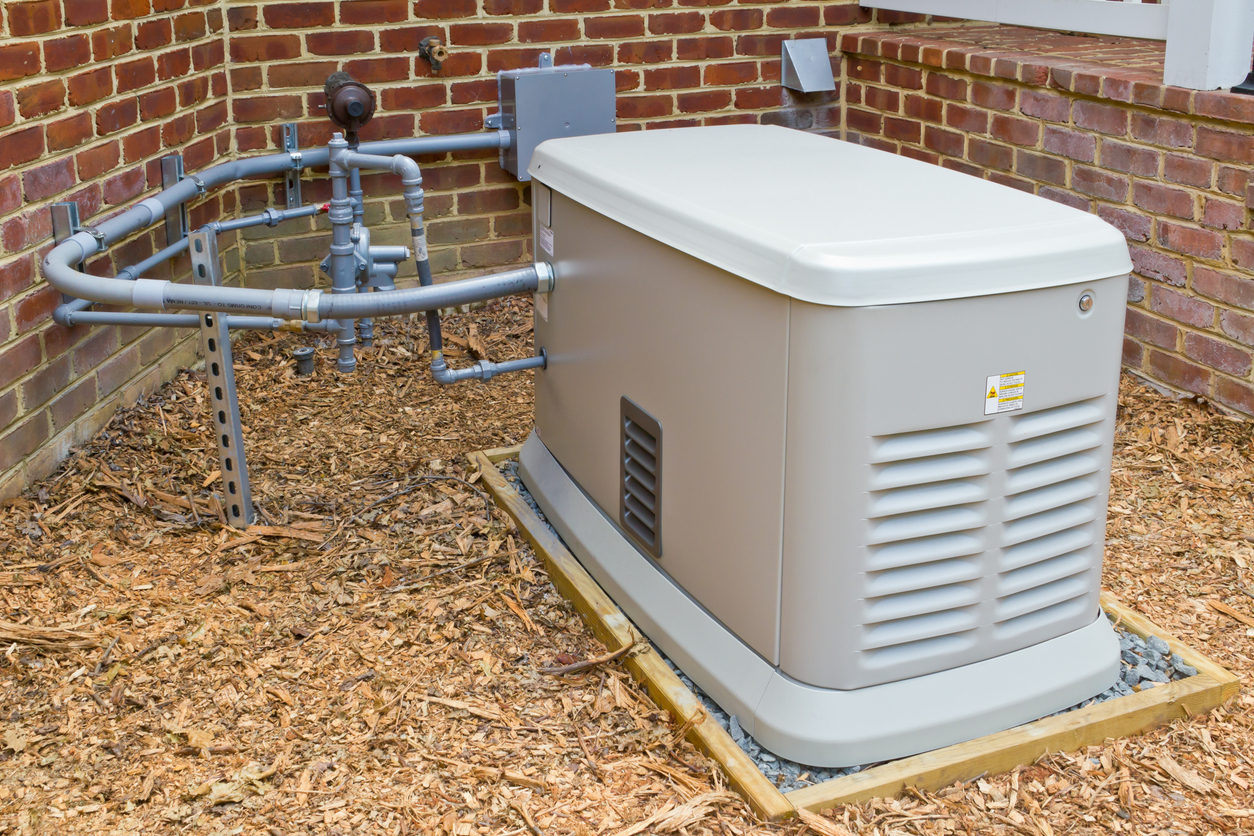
left=621, top=397, right=662, bottom=559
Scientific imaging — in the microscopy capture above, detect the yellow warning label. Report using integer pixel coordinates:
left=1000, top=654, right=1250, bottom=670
left=985, top=371, right=1025, bottom=415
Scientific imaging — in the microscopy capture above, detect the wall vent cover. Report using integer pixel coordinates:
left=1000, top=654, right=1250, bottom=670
left=621, top=397, right=662, bottom=559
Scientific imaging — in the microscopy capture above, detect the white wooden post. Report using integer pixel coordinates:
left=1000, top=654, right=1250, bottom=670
left=1163, top=0, right=1254, bottom=90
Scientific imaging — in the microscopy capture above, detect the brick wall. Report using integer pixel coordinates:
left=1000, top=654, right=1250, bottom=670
left=0, top=0, right=236, bottom=497
left=4, top=0, right=934, bottom=499
left=839, top=26, right=1254, bottom=416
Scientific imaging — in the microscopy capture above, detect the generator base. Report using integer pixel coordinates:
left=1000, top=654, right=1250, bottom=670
left=519, top=431, right=1120, bottom=768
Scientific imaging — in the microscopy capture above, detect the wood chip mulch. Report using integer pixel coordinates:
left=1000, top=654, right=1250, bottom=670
left=1, top=299, right=1252, bottom=836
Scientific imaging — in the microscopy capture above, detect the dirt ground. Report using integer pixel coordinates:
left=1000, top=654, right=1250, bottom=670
left=1, top=299, right=1252, bottom=835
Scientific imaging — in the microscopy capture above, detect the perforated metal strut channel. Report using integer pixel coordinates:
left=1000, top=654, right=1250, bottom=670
left=188, top=230, right=255, bottom=528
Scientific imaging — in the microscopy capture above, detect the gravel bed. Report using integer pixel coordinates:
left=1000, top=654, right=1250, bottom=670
left=500, top=461, right=1199, bottom=792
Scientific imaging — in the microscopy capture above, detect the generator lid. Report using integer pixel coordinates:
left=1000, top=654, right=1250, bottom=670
left=528, top=125, right=1131, bottom=306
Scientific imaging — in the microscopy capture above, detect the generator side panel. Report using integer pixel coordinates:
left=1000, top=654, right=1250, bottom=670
left=532, top=187, right=791, bottom=664
left=780, top=276, right=1128, bottom=691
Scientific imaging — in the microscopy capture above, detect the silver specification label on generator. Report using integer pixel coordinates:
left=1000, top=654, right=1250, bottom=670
left=985, top=371, right=1025, bottom=415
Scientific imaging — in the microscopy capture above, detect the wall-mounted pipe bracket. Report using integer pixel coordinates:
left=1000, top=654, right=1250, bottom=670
left=283, top=123, right=302, bottom=209
left=188, top=230, right=255, bottom=529
left=160, top=154, right=189, bottom=247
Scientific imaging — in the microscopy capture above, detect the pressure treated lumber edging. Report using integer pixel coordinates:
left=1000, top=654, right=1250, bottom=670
left=472, top=447, right=1239, bottom=821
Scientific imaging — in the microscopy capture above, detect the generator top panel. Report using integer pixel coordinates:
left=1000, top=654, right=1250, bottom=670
left=528, top=124, right=1133, bottom=306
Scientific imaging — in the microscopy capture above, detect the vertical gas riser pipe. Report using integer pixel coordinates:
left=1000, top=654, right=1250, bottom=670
left=327, top=134, right=359, bottom=373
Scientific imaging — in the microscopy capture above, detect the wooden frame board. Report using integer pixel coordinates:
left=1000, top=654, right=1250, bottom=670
left=472, top=446, right=1240, bottom=821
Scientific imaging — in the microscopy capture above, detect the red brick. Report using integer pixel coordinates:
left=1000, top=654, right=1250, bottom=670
left=925, top=72, right=966, bottom=102
left=883, top=64, right=921, bottom=90
left=308, top=31, right=375, bottom=55
left=1129, top=245, right=1186, bottom=286
left=1039, top=186, right=1090, bottom=212
left=173, top=10, right=206, bottom=40
left=519, top=18, right=581, bottom=42
left=0, top=175, right=19, bottom=215
left=676, top=36, right=733, bottom=61
left=449, top=22, right=513, bottom=44
left=1237, top=239, right=1254, bottom=271
left=417, top=0, right=477, bottom=16
left=1014, top=150, right=1065, bottom=186
left=102, top=167, right=145, bottom=205
left=643, top=66, right=700, bottom=91
left=863, top=86, right=898, bottom=112
left=1097, top=205, right=1151, bottom=242
left=45, top=113, right=93, bottom=152
left=1130, top=113, right=1193, bottom=149
left=381, top=84, right=446, bottom=111
left=0, top=413, right=50, bottom=473
left=711, top=8, right=760, bottom=30
left=1194, top=265, right=1254, bottom=309
left=1147, top=350, right=1210, bottom=395
left=1132, top=182, right=1193, bottom=220
left=43, top=34, right=92, bottom=73
left=136, top=18, right=173, bottom=50
left=417, top=108, right=482, bottom=135
left=1161, top=153, right=1212, bottom=189
left=1017, top=90, right=1068, bottom=123
left=884, top=115, right=920, bottom=143
left=96, top=99, right=139, bottom=135
left=968, top=137, right=1013, bottom=171
left=846, top=107, right=887, bottom=137
left=617, top=95, right=672, bottom=120
left=1074, top=101, right=1127, bottom=136
left=945, top=103, right=987, bottom=134
left=650, top=11, right=704, bottom=34
left=1202, top=198, right=1244, bottom=231
left=16, top=79, right=65, bottom=119
left=1157, top=222, right=1222, bottom=260
left=9, top=0, right=61, bottom=35
left=0, top=255, right=34, bottom=304
left=1215, top=377, right=1254, bottom=417
left=1194, top=90, right=1254, bottom=125
left=989, top=113, right=1038, bottom=147
left=1221, top=309, right=1254, bottom=348
left=65, top=0, right=108, bottom=25
left=1195, top=127, right=1253, bottom=165
left=91, top=25, right=133, bottom=61
left=1100, top=140, right=1158, bottom=177
left=704, top=61, right=756, bottom=86
left=230, top=34, right=301, bottom=62
left=736, top=33, right=786, bottom=57
left=970, top=81, right=1015, bottom=112
left=924, top=125, right=963, bottom=157
left=76, top=141, right=120, bottom=181
left=15, top=285, right=61, bottom=333
left=1072, top=166, right=1127, bottom=202
left=0, top=126, right=45, bottom=170
left=0, top=43, right=41, bottom=83
left=765, top=6, right=818, bottom=27
left=191, top=40, right=225, bottom=71
left=677, top=89, right=730, bottom=113
left=456, top=186, right=519, bottom=215
left=116, top=57, right=156, bottom=94
left=1184, top=332, right=1250, bottom=377
left=111, top=0, right=151, bottom=19
left=340, top=0, right=406, bottom=23
left=1125, top=308, right=1177, bottom=350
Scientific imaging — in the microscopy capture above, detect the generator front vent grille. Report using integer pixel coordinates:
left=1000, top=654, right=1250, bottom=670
left=620, top=397, right=662, bottom=559
left=995, top=398, right=1105, bottom=639
left=862, top=422, right=992, bottom=669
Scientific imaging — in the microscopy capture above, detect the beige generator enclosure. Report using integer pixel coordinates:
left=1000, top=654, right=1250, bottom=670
left=518, top=125, right=1133, bottom=767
